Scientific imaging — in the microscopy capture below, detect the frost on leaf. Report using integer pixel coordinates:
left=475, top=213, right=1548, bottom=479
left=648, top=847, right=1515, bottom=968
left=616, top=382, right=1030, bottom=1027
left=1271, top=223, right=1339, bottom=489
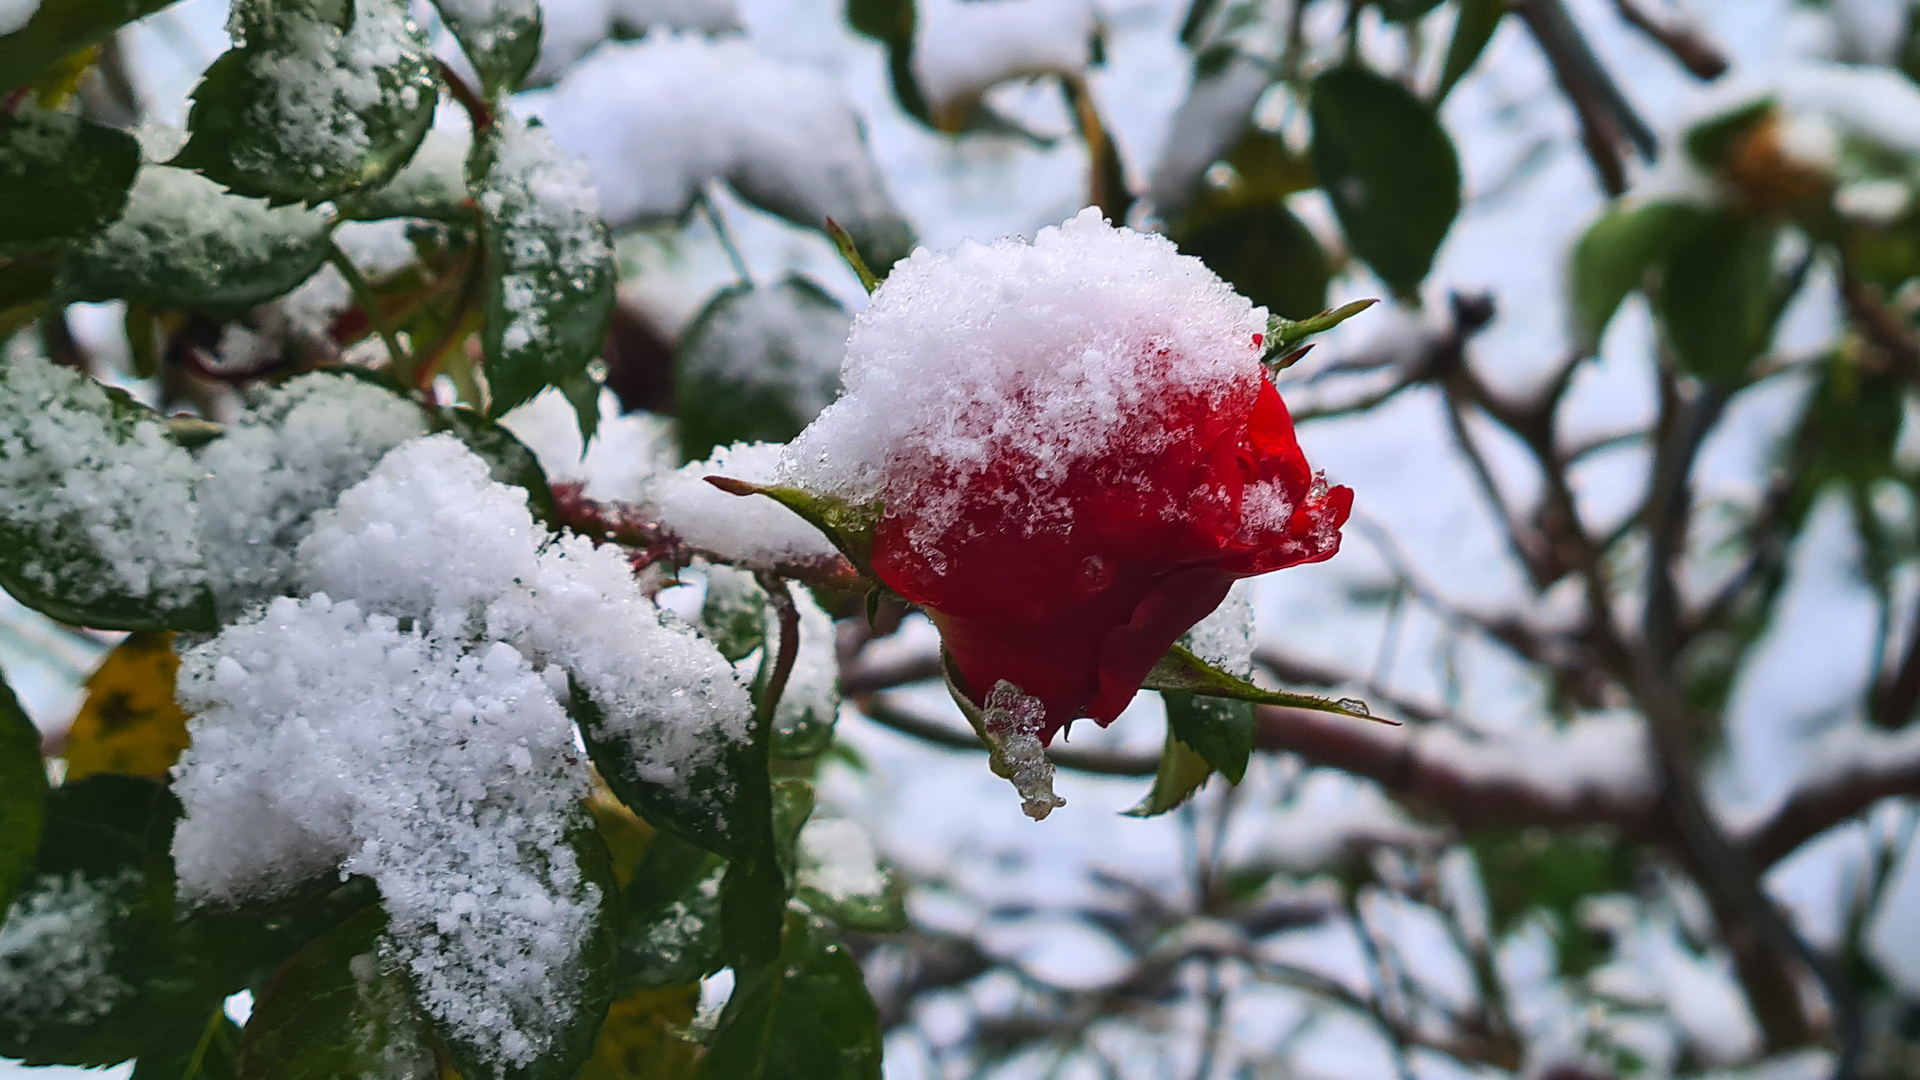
left=194, top=372, right=428, bottom=619
left=0, top=871, right=134, bottom=1034
left=472, top=116, right=616, bottom=420
left=176, top=0, right=438, bottom=203
left=0, top=352, right=211, bottom=630
left=981, top=682, right=1065, bottom=821
left=171, top=596, right=601, bottom=1073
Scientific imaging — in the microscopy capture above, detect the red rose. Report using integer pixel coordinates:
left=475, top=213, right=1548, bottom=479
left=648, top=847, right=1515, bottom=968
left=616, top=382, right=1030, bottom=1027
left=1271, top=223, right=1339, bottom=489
left=779, top=209, right=1352, bottom=743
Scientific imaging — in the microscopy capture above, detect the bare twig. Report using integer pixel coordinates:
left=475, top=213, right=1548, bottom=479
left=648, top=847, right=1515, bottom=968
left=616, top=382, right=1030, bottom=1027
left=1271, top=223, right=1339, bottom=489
left=1512, top=0, right=1656, bottom=196
left=1608, top=0, right=1729, bottom=79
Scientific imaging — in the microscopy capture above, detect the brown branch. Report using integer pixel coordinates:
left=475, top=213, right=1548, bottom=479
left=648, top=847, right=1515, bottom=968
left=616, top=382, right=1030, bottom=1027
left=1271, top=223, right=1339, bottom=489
left=1608, top=0, right=1729, bottom=80
left=1513, top=0, right=1654, bottom=197
left=1738, top=728, right=1920, bottom=870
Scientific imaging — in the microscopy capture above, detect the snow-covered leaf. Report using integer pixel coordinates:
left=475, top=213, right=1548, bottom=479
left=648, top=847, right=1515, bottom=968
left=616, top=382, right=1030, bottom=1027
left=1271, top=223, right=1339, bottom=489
left=1568, top=200, right=1706, bottom=351
left=1655, top=211, right=1781, bottom=383
left=1309, top=64, right=1460, bottom=298
left=470, top=117, right=616, bottom=421
left=174, top=0, right=438, bottom=205
left=0, top=776, right=196, bottom=1067
left=336, top=125, right=472, bottom=222
left=1141, top=644, right=1377, bottom=722
left=0, top=356, right=214, bottom=632
left=696, top=908, right=882, bottom=1080
left=618, top=830, right=726, bottom=991
left=675, top=277, right=848, bottom=463
left=795, top=818, right=904, bottom=934
left=0, top=0, right=178, bottom=89
left=62, top=633, right=190, bottom=782
left=700, top=566, right=768, bottom=664
left=0, top=672, right=43, bottom=915
left=234, top=906, right=436, bottom=1080
left=0, top=107, right=140, bottom=255
left=62, top=164, right=332, bottom=311
left=432, top=0, right=541, bottom=97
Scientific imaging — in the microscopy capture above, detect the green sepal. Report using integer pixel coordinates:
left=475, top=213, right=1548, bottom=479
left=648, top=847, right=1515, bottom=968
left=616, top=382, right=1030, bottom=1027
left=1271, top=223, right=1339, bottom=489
left=701, top=479, right=881, bottom=578
left=1264, top=298, right=1377, bottom=362
left=824, top=217, right=881, bottom=294
left=1141, top=644, right=1381, bottom=722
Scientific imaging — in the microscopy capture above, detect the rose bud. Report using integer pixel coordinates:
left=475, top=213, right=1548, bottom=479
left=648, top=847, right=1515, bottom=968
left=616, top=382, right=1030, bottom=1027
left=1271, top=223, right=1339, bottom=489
left=779, top=209, right=1352, bottom=743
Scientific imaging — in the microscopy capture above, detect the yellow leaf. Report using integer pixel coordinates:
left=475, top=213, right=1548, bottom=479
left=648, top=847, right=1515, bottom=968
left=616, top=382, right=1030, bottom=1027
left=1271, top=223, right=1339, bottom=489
left=587, top=779, right=654, bottom=889
left=577, top=985, right=703, bottom=1080
left=64, top=632, right=190, bottom=781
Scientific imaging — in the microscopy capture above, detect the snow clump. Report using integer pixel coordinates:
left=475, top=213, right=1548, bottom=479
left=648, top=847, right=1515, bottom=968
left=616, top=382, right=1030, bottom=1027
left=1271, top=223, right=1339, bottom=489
left=475, top=116, right=609, bottom=359
left=296, top=435, right=752, bottom=803
left=171, top=595, right=596, bottom=1069
left=194, top=372, right=428, bottom=618
left=779, top=208, right=1269, bottom=558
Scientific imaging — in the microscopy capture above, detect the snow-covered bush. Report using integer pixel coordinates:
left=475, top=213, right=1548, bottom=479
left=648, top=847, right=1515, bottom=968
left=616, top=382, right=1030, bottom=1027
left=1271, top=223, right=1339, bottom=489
left=1, top=0, right=1919, bottom=1078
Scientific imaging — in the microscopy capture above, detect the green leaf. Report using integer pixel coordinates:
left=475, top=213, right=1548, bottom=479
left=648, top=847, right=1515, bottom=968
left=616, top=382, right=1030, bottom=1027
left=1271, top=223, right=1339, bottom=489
left=0, top=0, right=181, bottom=91
left=568, top=677, right=766, bottom=884
left=63, top=165, right=332, bottom=311
left=701, top=480, right=879, bottom=579
left=675, top=278, right=849, bottom=463
left=794, top=818, right=904, bottom=933
left=1123, top=730, right=1214, bottom=818
left=619, top=831, right=727, bottom=992
left=1141, top=644, right=1380, bottom=722
left=1568, top=200, right=1707, bottom=352
left=173, top=875, right=384, bottom=1005
left=695, top=908, right=883, bottom=1080
left=132, top=1010, right=240, bottom=1080
left=0, top=361, right=217, bottom=632
left=1163, top=691, right=1255, bottom=784
left=1655, top=211, right=1779, bottom=383
left=0, top=669, right=44, bottom=914
left=1177, top=200, right=1331, bottom=321
left=235, top=906, right=437, bottom=1080
left=0, top=107, right=140, bottom=256
left=437, top=403, right=562, bottom=527
left=431, top=0, right=541, bottom=97
left=174, top=0, right=438, bottom=205
left=1434, top=0, right=1503, bottom=103
left=1309, top=64, right=1461, bottom=298
left=470, top=119, right=617, bottom=418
